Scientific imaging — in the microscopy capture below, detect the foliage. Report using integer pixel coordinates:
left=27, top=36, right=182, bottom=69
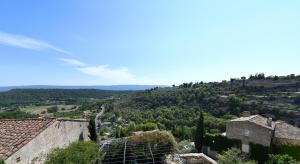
left=88, top=119, right=97, bottom=141
left=0, top=89, right=132, bottom=107
left=47, top=106, right=58, bottom=113
left=218, top=147, right=257, bottom=164
left=0, top=110, right=38, bottom=119
left=195, top=111, right=204, bottom=152
left=266, top=154, right=297, bottom=164
left=0, top=158, right=5, bottom=164
left=114, top=122, right=158, bottom=138
left=176, top=140, right=197, bottom=153
left=173, top=126, right=196, bottom=140
left=45, top=141, right=101, bottom=164
left=128, top=130, right=177, bottom=151
left=272, top=144, right=300, bottom=161
left=53, top=111, right=83, bottom=118
left=110, top=105, right=230, bottom=140
left=249, top=142, right=271, bottom=163
left=99, top=127, right=108, bottom=136
left=203, top=133, right=241, bottom=152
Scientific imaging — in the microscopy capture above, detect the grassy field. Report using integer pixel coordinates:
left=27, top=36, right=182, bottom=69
left=20, top=105, right=78, bottom=114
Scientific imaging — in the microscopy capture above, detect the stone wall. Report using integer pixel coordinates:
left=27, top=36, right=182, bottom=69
left=166, top=153, right=217, bottom=164
left=5, top=119, right=89, bottom=164
left=226, top=121, right=273, bottom=146
left=272, top=137, right=300, bottom=145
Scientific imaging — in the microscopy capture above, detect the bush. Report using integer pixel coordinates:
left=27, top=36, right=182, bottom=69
left=0, top=110, right=38, bottom=119
left=203, top=133, right=241, bottom=152
left=272, top=144, right=300, bottom=161
left=266, top=154, right=296, bottom=164
left=177, top=140, right=197, bottom=153
left=0, top=158, right=5, bottom=164
left=46, top=141, right=101, bottom=164
left=128, top=130, right=176, bottom=150
left=218, top=147, right=257, bottom=164
left=128, top=130, right=177, bottom=158
left=47, top=106, right=58, bottom=113
left=249, top=142, right=271, bottom=163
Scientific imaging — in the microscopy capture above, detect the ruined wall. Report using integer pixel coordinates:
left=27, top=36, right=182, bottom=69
left=226, top=121, right=273, bottom=146
left=5, top=119, right=89, bottom=164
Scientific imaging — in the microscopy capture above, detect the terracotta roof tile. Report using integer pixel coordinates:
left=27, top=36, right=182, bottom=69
left=0, top=119, right=55, bottom=159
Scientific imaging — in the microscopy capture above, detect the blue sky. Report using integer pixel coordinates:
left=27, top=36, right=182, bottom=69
left=0, top=0, right=300, bottom=86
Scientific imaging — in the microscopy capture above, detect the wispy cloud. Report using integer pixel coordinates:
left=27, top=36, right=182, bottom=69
left=59, top=58, right=165, bottom=84
left=0, top=31, right=70, bottom=55
left=59, top=58, right=86, bottom=67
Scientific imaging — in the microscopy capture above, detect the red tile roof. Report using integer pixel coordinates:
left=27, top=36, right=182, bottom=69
left=0, top=119, right=55, bottom=159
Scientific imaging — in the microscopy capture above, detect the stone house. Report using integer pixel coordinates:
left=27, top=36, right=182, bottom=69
left=226, top=115, right=300, bottom=153
left=0, top=118, right=89, bottom=164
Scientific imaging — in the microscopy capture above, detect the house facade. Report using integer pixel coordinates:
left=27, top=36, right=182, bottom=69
left=226, top=115, right=300, bottom=153
left=0, top=118, right=89, bottom=164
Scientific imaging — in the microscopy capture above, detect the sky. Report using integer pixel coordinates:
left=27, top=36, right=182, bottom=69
left=0, top=0, right=300, bottom=86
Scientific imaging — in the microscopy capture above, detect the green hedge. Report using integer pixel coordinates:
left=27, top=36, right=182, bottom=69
left=272, top=144, right=300, bottom=161
left=203, top=133, right=241, bottom=152
left=249, top=142, right=271, bottom=163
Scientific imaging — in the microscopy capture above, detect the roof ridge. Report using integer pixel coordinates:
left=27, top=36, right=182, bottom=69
left=0, top=118, right=56, bottom=121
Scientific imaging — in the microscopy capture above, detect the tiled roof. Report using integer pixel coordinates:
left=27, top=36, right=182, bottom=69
left=0, top=119, right=55, bottom=159
left=229, top=115, right=274, bottom=130
left=274, top=121, right=300, bottom=140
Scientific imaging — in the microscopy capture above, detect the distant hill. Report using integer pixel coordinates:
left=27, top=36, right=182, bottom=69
left=0, top=85, right=166, bottom=92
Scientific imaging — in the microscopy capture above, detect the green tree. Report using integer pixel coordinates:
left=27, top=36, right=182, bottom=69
left=241, top=76, right=246, bottom=88
left=46, top=141, right=101, bottom=164
left=194, top=111, right=204, bottom=153
left=266, top=154, right=296, bottom=164
left=88, top=118, right=97, bottom=141
left=0, top=158, right=5, bottom=164
left=218, top=147, right=257, bottom=164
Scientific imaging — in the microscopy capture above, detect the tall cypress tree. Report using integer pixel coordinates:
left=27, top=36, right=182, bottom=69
left=88, top=118, right=97, bottom=142
left=195, top=111, right=204, bottom=153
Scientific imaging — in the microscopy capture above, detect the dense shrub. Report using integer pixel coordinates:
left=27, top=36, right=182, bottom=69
left=47, top=106, right=58, bottom=113
left=0, top=110, right=38, bottom=119
left=0, top=158, right=5, bottom=164
left=128, top=130, right=176, bottom=150
left=249, top=142, right=271, bottom=163
left=53, top=111, right=83, bottom=118
left=266, top=154, right=296, bottom=164
left=203, top=133, right=241, bottom=152
left=272, top=144, right=300, bottom=161
left=218, top=147, right=257, bottom=164
left=45, top=141, right=101, bottom=164
left=115, top=122, right=158, bottom=137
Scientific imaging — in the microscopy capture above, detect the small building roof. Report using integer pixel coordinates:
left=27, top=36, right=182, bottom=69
left=0, top=119, right=56, bottom=159
left=228, top=115, right=274, bottom=130
left=274, top=121, right=300, bottom=140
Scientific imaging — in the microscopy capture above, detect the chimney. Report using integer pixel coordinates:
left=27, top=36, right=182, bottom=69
left=242, top=111, right=251, bottom=117
left=267, top=117, right=272, bottom=127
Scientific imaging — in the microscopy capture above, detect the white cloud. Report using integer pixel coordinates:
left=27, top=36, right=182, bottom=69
left=0, top=31, right=70, bottom=55
left=77, top=65, right=137, bottom=84
left=59, top=58, right=166, bottom=84
left=59, top=58, right=86, bottom=67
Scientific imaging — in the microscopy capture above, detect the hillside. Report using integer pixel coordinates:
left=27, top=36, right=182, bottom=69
left=101, top=74, right=300, bottom=139
left=0, top=89, right=134, bottom=107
